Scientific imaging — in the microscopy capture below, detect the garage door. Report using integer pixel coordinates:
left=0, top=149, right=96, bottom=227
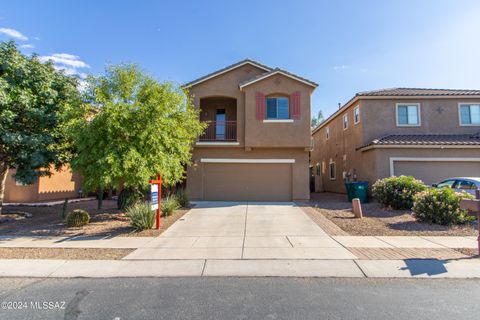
left=204, top=163, right=292, bottom=201
left=393, top=160, right=480, bottom=185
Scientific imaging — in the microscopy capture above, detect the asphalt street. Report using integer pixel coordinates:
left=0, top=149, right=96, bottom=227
left=0, top=277, right=479, bottom=320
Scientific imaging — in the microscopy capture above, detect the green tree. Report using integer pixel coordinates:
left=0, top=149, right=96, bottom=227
left=67, top=64, right=205, bottom=199
left=0, top=41, right=80, bottom=214
left=311, top=109, right=325, bottom=128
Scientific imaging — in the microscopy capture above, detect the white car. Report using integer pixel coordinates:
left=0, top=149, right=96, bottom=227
left=432, top=177, right=480, bottom=196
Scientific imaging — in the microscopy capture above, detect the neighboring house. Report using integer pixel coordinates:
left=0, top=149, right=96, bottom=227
left=311, top=88, right=480, bottom=193
left=184, top=59, right=317, bottom=201
left=4, top=165, right=83, bottom=203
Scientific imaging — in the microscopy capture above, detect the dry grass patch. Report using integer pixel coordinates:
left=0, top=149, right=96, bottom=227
left=0, top=247, right=133, bottom=260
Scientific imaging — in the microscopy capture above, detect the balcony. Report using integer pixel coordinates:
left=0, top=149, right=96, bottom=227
left=199, top=120, right=237, bottom=142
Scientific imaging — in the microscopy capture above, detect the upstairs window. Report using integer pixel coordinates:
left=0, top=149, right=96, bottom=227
left=343, top=114, right=348, bottom=130
left=396, top=103, right=420, bottom=126
left=266, top=97, right=289, bottom=119
left=354, top=106, right=360, bottom=124
left=459, top=104, right=480, bottom=125
left=326, top=127, right=330, bottom=140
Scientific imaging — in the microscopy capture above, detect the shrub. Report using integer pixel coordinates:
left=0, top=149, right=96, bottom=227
left=126, top=202, right=155, bottom=231
left=117, top=188, right=143, bottom=210
left=372, top=175, right=427, bottom=210
left=413, top=188, right=475, bottom=225
left=65, top=209, right=90, bottom=227
left=161, top=195, right=180, bottom=217
left=175, top=189, right=190, bottom=208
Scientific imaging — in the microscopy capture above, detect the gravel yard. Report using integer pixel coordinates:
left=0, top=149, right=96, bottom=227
left=0, top=199, right=189, bottom=238
left=309, top=193, right=477, bottom=237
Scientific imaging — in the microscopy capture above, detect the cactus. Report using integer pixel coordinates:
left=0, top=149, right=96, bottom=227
left=65, top=209, right=90, bottom=227
left=61, top=198, right=68, bottom=219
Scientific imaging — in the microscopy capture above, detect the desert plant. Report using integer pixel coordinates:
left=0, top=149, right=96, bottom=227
left=413, top=188, right=475, bottom=225
left=117, top=188, right=143, bottom=210
left=126, top=202, right=155, bottom=231
left=161, top=195, right=180, bottom=217
left=61, top=198, right=69, bottom=219
left=65, top=209, right=90, bottom=227
left=372, top=175, right=427, bottom=210
left=175, top=189, right=190, bottom=208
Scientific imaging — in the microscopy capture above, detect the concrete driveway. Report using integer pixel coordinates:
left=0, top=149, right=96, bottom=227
left=124, top=202, right=356, bottom=260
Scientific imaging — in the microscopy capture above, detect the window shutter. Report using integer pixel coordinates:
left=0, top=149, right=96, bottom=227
left=291, top=91, right=301, bottom=120
left=255, top=92, right=265, bottom=120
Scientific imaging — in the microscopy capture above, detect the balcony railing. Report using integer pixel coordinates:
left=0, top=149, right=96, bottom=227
left=199, top=120, right=237, bottom=141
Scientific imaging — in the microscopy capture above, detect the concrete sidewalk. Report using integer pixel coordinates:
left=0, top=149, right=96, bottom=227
left=0, top=258, right=479, bottom=278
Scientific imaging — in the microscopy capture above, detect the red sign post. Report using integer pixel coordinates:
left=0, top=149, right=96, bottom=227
left=149, top=175, right=162, bottom=229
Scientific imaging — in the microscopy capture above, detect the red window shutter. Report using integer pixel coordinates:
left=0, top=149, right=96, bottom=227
left=255, top=92, right=265, bottom=120
left=291, top=91, right=301, bottom=120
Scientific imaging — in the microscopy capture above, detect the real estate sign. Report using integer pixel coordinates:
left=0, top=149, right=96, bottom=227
left=151, top=184, right=159, bottom=210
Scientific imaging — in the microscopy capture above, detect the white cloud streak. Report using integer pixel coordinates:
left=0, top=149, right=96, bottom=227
left=0, top=27, right=28, bottom=40
left=39, top=53, right=90, bottom=68
left=20, top=44, right=34, bottom=49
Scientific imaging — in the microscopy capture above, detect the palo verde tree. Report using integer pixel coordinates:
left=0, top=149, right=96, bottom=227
left=0, top=41, right=80, bottom=214
left=67, top=64, right=205, bottom=203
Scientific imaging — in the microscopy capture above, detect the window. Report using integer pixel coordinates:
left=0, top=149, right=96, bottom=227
left=343, top=114, right=348, bottom=130
left=396, top=103, right=420, bottom=126
left=459, top=104, right=480, bottom=125
left=354, top=106, right=360, bottom=124
left=326, top=127, right=330, bottom=140
left=329, top=162, right=336, bottom=180
left=436, top=179, right=456, bottom=188
left=456, top=180, right=477, bottom=190
left=315, top=163, right=321, bottom=176
left=266, top=97, right=289, bottom=119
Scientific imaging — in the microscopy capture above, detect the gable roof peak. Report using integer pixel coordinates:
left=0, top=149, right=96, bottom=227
left=183, top=59, right=272, bottom=88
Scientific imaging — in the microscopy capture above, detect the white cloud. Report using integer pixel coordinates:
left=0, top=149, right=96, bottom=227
left=33, top=36, right=40, bottom=40
left=0, top=27, right=28, bottom=40
left=20, top=44, right=34, bottom=49
left=39, top=53, right=90, bottom=68
left=41, top=52, right=90, bottom=80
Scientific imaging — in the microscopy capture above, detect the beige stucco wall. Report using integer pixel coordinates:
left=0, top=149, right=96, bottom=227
left=362, top=98, right=480, bottom=144
left=311, top=96, right=480, bottom=193
left=365, top=147, right=480, bottom=182
left=188, top=64, right=267, bottom=147
left=311, top=101, right=366, bottom=193
left=4, top=165, right=83, bottom=203
left=187, top=62, right=314, bottom=201
left=243, top=74, right=314, bottom=148
left=186, top=148, right=310, bottom=200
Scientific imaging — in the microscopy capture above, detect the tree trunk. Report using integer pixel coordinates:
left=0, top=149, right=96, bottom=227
left=97, top=185, right=104, bottom=210
left=0, top=161, right=9, bottom=215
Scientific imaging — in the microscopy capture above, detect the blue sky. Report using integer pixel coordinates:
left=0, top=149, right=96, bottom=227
left=1, top=0, right=479, bottom=118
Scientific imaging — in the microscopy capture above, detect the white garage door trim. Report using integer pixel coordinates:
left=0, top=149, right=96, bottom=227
left=201, top=158, right=295, bottom=163
left=389, top=157, right=480, bottom=176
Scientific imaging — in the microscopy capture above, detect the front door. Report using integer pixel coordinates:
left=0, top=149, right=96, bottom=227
left=215, top=109, right=226, bottom=140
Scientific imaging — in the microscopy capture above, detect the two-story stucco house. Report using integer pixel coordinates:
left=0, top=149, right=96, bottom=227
left=311, top=88, right=480, bottom=193
left=184, top=59, right=317, bottom=201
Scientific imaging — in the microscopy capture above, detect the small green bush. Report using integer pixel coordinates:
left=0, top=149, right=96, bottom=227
left=372, top=175, right=427, bottom=210
left=126, top=202, right=155, bottom=231
left=161, top=195, right=180, bottom=217
left=65, top=209, right=90, bottom=227
left=175, top=189, right=190, bottom=208
left=413, top=188, right=475, bottom=225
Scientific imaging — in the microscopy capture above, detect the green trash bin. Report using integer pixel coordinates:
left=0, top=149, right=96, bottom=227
left=344, top=181, right=369, bottom=203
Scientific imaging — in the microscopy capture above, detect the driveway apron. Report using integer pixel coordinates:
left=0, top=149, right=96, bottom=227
left=124, top=202, right=356, bottom=260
